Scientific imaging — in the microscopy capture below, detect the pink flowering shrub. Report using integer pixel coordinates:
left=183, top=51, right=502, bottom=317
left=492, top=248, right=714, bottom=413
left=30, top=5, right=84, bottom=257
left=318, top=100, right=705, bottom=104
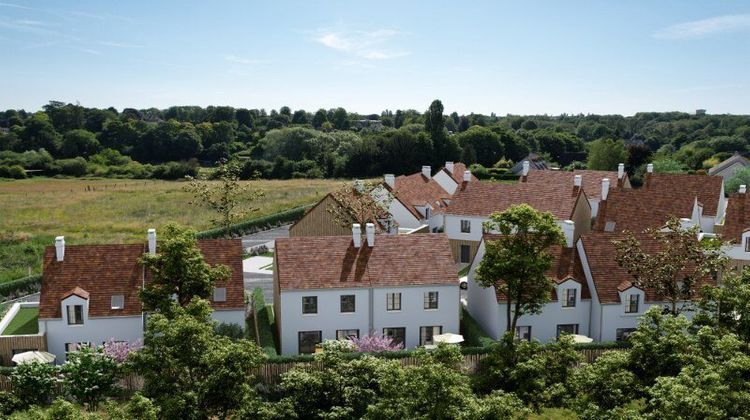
left=349, top=334, right=403, bottom=352
left=102, top=338, right=143, bottom=363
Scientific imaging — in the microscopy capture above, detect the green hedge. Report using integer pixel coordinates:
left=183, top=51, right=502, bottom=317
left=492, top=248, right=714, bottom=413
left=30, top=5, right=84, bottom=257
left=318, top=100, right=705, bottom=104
left=251, top=288, right=278, bottom=356
left=0, top=275, right=42, bottom=300
left=195, top=204, right=312, bottom=239
left=460, top=307, right=495, bottom=348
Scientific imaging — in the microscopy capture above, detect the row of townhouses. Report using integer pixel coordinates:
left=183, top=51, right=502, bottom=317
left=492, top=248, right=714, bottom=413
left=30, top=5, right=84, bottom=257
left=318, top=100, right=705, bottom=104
left=4, top=160, right=750, bottom=361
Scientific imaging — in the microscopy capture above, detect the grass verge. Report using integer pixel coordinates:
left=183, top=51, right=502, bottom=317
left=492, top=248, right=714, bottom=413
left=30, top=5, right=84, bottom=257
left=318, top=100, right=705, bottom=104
left=249, top=288, right=277, bottom=356
left=2, top=307, right=39, bottom=335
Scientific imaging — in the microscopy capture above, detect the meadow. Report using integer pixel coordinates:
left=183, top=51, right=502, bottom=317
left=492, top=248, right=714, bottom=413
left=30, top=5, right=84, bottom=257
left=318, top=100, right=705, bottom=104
left=0, top=177, right=344, bottom=283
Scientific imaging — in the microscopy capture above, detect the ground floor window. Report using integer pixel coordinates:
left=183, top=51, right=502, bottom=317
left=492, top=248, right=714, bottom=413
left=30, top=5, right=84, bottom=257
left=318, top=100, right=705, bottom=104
left=556, top=324, right=579, bottom=338
left=64, top=342, right=91, bottom=354
left=298, top=331, right=322, bottom=354
left=616, top=328, right=637, bottom=342
left=515, top=326, right=532, bottom=341
left=383, top=327, right=406, bottom=346
left=419, top=326, right=443, bottom=346
left=460, top=245, right=471, bottom=263
left=336, top=329, right=360, bottom=340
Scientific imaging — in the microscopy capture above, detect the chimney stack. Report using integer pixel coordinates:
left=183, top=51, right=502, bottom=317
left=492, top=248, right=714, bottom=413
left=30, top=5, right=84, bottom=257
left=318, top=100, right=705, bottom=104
left=601, top=178, right=611, bottom=201
left=422, top=166, right=432, bottom=179
left=463, top=170, right=471, bottom=182
left=147, top=228, right=156, bottom=255
left=562, top=220, right=575, bottom=248
left=573, top=174, right=582, bottom=188
left=522, top=161, right=530, bottom=177
left=646, top=163, right=654, bottom=174
left=365, top=223, right=375, bottom=247
left=352, top=224, right=362, bottom=248
left=384, top=174, right=395, bottom=188
left=354, top=179, right=365, bottom=193
left=617, top=163, right=625, bottom=180
left=741, top=185, right=747, bottom=194
left=445, top=161, right=454, bottom=173
left=55, top=236, right=65, bottom=262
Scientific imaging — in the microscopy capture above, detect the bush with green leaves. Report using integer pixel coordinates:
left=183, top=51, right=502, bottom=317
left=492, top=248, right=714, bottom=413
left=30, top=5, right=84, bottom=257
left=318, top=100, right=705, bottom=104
left=61, top=345, right=120, bottom=408
left=214, top=322, right=245, bottom=340
left=0, top=391, right=21, bottom=416
left=568, top=351, right=638, bottom=419
left=106, top=394, right=159, bottom=420
left=10, top=361, right=58, bottom=408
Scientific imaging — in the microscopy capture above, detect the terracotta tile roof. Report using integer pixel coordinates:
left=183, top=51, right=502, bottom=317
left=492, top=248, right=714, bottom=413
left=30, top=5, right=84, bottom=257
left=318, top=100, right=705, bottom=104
left=579, top=232, right=713, bottom=304
left=594, top=187, right=698, bottom=233
left=275, top=234, right=457, bottom=290
left=61, top=287, right=90, bottom=300
left=40, top=239, right=244, bottom=319
left=446, top=180, right=585, bottom=220
left=720, top=192, right=750, bottom=244
left=481, top=234, right=590, bottom=303
left=521, top=169, right=629, bottom=200
left=642, top=172, right=723, bottom=216
left=388, top=172, right=451, bottom=217
left=441, top=162, right=478, bottom=184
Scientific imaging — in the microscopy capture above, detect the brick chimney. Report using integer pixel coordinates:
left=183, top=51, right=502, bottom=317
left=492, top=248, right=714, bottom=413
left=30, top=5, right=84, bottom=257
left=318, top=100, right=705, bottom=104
left=365, top=223, right=375, bottom=247
left=352, top=224, right=362, bottom=248
left=562, top=220, right=575, bottom=248
left=422, top=166, right=431, bottom=179
left=384, top=174, right=395, bottom=189
left=147, top=228, right=156, bottom=255
left=354, top=179, right=365, bottom=193
left=55, top=236, right=65, bottom=262
left=445, top=161, right=454, bottom=174
left=601, top=178, right=611, bottom=201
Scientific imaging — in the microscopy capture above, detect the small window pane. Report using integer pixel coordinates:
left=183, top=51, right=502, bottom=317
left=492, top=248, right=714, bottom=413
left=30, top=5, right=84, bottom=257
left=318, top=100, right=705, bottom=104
left=213, top=287, right=227, bottom=302
left=302, top=296, right=318, bottom=314
left=424, top=291, right=439, bottom=309
left=556, top=324, right=578, bottom=338
left=386, top=293, right=402, bottom=311
left=298, top=331, right=322, bottom=354
left=67, top=305, right=83, bottom=325
left=111, top=295, right=124, bottom=309
left=562, top=289, right=576, bottom=307
left=340, top=295, right=355, bottom=313
left=460, top=220, right=471, bottom=233
left=383, top=327, right=406, bottom=346
left=419, top=326, right=443, bottom=346
left=336, top=329, right=359, bottom=340
left=604, top=221, right=616, bottom=232
left=616, top=328, right=636, bottom=342
left=515, top=326, right=531, bottom=341
left=626, top=294, right=639, bottom=313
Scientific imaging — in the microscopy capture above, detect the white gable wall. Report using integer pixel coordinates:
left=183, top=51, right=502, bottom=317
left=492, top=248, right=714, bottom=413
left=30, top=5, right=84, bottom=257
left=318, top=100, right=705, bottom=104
left=433, top=170, right=458, bottom=195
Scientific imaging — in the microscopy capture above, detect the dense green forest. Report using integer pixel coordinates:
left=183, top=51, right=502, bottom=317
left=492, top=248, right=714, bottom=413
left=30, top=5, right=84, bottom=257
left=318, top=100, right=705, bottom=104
left=2, top=100, right=750, bottom=184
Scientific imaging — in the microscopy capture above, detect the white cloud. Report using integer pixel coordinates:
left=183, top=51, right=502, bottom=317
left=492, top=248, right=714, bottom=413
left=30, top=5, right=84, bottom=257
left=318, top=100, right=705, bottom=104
left=0, top=2, right=33, bottom=10
left=654, top=14, right=750, bottom=39
left=314, top=28, right=408, bottom=60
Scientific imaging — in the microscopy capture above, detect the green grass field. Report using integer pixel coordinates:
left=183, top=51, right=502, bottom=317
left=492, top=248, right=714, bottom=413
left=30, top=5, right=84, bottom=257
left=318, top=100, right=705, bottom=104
left=0, top=177, right=345, bottom=283
left=1, top=307, right=39, bottom=335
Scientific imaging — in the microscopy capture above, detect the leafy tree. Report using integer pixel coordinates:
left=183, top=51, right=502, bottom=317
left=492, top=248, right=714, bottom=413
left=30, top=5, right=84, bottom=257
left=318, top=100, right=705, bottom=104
left=61, top=345, right=119, bottom=408
left=20, top=112, right=62, bottom=155
left=475, top=204, right=565, bottom=334
left=311, top=109, right=327, bottom=129
left=61, top=129, right=101, bottom=158
left=291, top=109, right=308, bottom=125
left=10, top=361, right=58, bottom=408
left=586, top=138, right=627, bottom=170
left=425, top=99, right=447, bottom=160
left=695, top=270, right=750, bottom=342
left=568, top=351, right=638, bottom=419
left=613, top=217, right=727, bottom=314
left=332, top=107, right=349, bottom=130
left=184, top=159, right=263, bottom=229
left=651, top=158, right=685, bottom=173
left=132, top=299, right=265, bottom=419
left=455, top=126, right=503, bottom=167
left=139, top=224, right=232, bottom=313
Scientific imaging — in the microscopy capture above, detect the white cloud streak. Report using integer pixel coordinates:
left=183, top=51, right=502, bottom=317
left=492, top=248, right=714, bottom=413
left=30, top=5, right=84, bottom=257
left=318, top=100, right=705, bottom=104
left=314, top=29, right=408, bottom=60
left=654, top=14, right=750, bottom=39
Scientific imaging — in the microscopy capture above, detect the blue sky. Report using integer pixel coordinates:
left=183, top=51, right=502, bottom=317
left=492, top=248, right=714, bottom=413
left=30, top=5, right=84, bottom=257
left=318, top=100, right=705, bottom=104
left=1, top=1, right=749, bottom=115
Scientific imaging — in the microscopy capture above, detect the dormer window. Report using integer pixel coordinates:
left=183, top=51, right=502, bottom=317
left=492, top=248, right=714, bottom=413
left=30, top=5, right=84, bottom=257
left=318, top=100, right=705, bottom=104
left=67, top=305, right=83, bottom=325
left=626, top=294, right=640, bottom=313
left=111, top=295, right=124, bottom=310
left=562, top=289, right=577, bottom=307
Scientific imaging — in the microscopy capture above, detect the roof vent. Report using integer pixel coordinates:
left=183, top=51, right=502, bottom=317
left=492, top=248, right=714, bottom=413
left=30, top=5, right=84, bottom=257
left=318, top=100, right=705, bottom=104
left=55, top=236, right=65, bottom=262
left=422, top=166, right=432, bottom=180
left=573, top=174, right=582, bottom=187
left=618, top=163, right=625, bottom=180
left=365, top=223, right=375, bottom=247
left=147, top=228, right=156, bottom=255
left=384, top=174, right=395, bottom=188
left=463, top=170, right=471, bottom=182
left=352, top=224, right=362, bottom=248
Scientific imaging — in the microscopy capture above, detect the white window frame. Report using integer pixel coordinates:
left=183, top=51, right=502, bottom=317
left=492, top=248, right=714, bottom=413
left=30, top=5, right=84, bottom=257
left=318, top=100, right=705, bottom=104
left=386, top=292, right=402, bottom=311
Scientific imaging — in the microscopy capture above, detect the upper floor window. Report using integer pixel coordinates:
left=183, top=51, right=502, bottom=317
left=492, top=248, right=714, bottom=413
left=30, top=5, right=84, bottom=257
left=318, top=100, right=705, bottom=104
left=213, top=287, right=227, bottom=302
left=424, top=291, right=439, bottom=310
left=626, top=294, right=640, bottom=313
left=110, top=295, right=124, bottom=310
left=460, top=220, right=471, bottom=233
left=302, top=296, right=318, bottom=314
left=515, top=326, right=532, bottom=341
left=386, top=292, right=401, bottom=311
left=67, top=305, right=83, bottom=325
left=745, top=237, right=750, bottom=252
left=340, top=295, right=355, bottom=313
left=562, top=289, right=577, bottom=308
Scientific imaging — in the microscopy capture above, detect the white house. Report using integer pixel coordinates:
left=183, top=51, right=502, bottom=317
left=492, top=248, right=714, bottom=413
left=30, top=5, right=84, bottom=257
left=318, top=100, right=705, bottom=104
left=38, top=233, right=246, bottom=362
left=433, top=161, right=477, bottom=196
left=273, top=224, right=460, bottom=355
left=467, top=220, right=592, bottom=342
left=377, top=165, right=454, bottom=232
left=718, top=185, right=750, bottom=269
left=708, top=153, right=750, bottom=181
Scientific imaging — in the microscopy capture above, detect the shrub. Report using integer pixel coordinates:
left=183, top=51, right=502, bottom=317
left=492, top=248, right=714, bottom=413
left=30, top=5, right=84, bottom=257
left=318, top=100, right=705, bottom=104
left=102, top=338, right=142, bottom=363
left=195, top=204, right=312, bottom=239
left=44, top=398, right=81, bottom=420
left=61, top=346, right=120, bottom=408
left=0, top=275, right=42, bottom=300
left=568, top=351, right=638, bottom=419
left=10, top=361, right=58, bottom=408
left=151, top=160, right=199, bottom=179
left=0, top=391, right=21, bottom=416
left=55, top=157, right=88, bottom=176
left=214, top=322, right=245, bottom=340
left=106, top=394, right=159, bottom=420
left=0, top=165, right=26, bottom=179
left=349, top=334, right=403, bottom=352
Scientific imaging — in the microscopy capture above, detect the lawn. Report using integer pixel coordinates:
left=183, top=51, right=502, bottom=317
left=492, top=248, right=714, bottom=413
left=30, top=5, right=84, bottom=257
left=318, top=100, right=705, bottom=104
left=1, top=307, right=39, bottom=335
left=0, top=177, right=345, bottom=283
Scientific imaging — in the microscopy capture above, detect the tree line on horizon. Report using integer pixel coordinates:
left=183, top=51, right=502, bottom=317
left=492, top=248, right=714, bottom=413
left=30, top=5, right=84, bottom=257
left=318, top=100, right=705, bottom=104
left=1, top=100, right=750, bottom=184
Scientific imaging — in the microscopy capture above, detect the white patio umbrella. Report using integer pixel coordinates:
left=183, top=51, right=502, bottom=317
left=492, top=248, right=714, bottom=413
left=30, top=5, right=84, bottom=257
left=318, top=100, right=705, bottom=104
left=12, top=350, right=56, bottom=365
left=433, top=333, right=465, bottom=344
left=570, top=334, right=593, bottom=344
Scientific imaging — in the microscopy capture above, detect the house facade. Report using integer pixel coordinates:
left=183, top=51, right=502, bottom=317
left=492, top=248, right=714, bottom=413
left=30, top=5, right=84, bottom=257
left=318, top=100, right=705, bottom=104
left=273, top=225, right=460, bottom=355
left=38, top=234, right=246, bottom=362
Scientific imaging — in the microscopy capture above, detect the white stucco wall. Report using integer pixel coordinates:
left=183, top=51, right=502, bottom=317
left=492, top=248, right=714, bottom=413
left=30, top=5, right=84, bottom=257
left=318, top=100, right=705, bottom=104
left=433, top=171, right=458, bottom=195
left=716, top=162, right=747, bottom=181
left=279, top=284, right=459, bottom=355
left=212, top=309, right=246, bottom=329
left=40, top=314, right=144, bottom=363
left=444, top=214, right=487, bottom=242
left=390, top=199, right=422, bottom=229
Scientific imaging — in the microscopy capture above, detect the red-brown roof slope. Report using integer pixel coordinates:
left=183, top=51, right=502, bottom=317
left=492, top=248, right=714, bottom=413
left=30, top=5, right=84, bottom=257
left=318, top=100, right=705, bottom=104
left=275, top=234, right=457, bottom=290
left=389, top=172, right=451, bottom=216
left=594, top=187, right=697, bottom=232
left=481, top=234, right=590, bottom=302
left=721, top=192, right=750, bottom=244
left=40, top=244, right=145, bottom=319
left=642, top=172, right=723, bottom=216
left=40, top=239, right=245, bottom=319
left=447, top=180, right=585, bottom=220
left=522, top=169, right=629, bottom=200
left=579, top=232, right=713, bottom=304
